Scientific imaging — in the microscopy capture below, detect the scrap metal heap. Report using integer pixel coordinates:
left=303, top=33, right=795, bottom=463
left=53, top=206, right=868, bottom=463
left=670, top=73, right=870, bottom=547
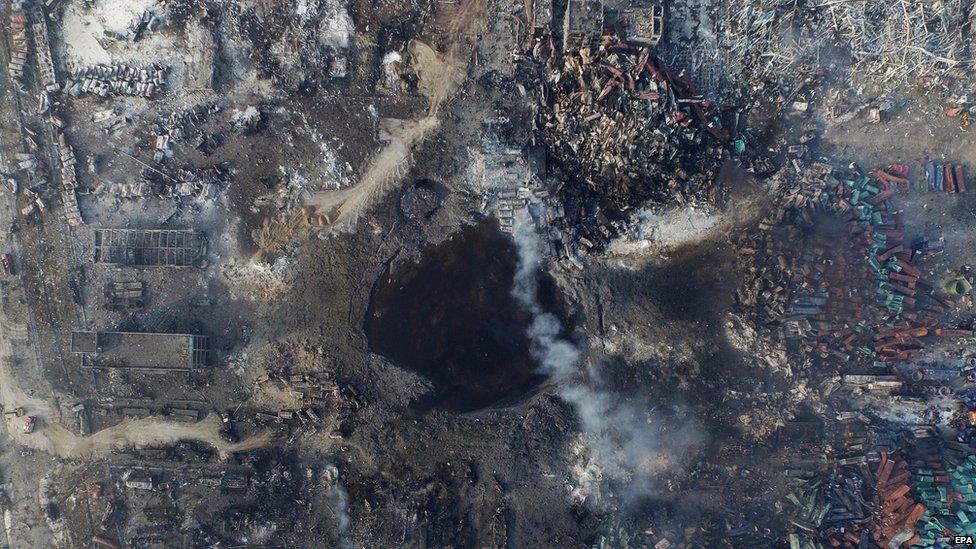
left=734, top=162, right=971, bottom=371
left=715, top=0, right=975, bottom=91
left=618, top=4, right=663, bottom=47
left=785, top=452, right=924, bottom=547
left=731, top=157, right=976, bottom=545
left=520, top=25, right=731, bottom=250
left=65, top=63, right=168, bottom=99
left=135, top=164, right=233, bottom=201
left=152, top=101, right=223, bottom=163
left=783, top=427, right=976, bottom=547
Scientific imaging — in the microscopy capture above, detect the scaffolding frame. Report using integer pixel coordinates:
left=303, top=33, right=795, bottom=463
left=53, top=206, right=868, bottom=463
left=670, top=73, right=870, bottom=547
left=93, top=229, right=203, bottom=266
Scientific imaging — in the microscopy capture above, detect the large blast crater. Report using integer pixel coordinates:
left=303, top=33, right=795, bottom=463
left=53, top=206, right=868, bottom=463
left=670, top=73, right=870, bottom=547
left=365, top=220, right=561, bottom=412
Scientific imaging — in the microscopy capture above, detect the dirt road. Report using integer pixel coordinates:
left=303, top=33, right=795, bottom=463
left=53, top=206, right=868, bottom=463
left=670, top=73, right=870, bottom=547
left=0, top=315, right=271, bottom=459
left=28, top=413, right=273, bottom=459
left=309, top=39, right=468, bottom=229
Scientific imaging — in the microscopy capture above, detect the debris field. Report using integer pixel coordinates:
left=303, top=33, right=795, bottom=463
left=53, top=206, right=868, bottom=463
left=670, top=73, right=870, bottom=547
left=0, top=0, right=975, bottom=548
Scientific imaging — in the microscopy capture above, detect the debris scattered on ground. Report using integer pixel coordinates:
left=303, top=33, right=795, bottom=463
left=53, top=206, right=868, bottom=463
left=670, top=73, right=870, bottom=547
left=1, top=0, right=976, bottom=547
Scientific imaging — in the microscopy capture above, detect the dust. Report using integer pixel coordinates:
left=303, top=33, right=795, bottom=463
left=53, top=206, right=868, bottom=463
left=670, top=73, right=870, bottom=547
left=606, top=162, right=769, bottom=263
left=220, top=256, right=295, bottom=301
left=251, top=206, right=331, bottom=260
left=510, top=213, right=706, bottom=510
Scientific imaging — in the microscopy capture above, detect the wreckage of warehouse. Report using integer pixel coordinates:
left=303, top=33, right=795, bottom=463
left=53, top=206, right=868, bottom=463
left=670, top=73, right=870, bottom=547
left=0, top=0, right=973, bottom=547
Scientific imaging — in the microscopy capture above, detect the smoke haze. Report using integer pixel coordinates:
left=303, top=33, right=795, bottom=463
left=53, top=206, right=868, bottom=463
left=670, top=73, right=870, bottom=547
left=510, top=212, right=704, bottom=508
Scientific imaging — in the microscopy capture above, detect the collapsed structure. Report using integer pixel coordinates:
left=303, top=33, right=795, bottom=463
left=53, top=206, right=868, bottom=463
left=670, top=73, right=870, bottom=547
left=70, top=331, right=209, bottom=372
left=92, top=229, right=206, bottom=267
left=521, top=18, right=723, bottom=251
left=0, top=0, right=973, bottom=547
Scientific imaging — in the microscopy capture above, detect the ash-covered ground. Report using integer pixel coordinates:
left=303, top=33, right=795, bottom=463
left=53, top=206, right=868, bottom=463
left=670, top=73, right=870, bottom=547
left=1, top=0, right=976, bottom=548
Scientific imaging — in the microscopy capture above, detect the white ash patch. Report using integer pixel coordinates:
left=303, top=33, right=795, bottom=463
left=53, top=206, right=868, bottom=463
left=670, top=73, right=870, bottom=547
left=60, top=0, right=161, bottom=66
left=58, top=0, right=221, bottom=105
left=608, top=205, right=722, bottom=261
left=231, top=105, right=262, bottom=127
left=220, top=255, right=294, bottom=301
left=315, top=0, right=355, bottom=49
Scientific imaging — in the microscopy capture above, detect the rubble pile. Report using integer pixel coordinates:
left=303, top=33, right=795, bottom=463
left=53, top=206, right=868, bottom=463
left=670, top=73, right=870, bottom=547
left=956, top=390, right=976, bottom=448
left=785, top=467, right=872, bottom=546
left=66, top=63, right=168, bottom=98
left=14, top=152, right=45, bottom=182
left=718, top=0, right=974, bottom=90
left=152, top=101, right=223, bottom=162
left=55, top=131, right=84, bottom=227
left=906, top=418, right=976, bottom=541
left=11, top=141, right=52, bottom=225
left=98, top=180, right=152, bottom=200
left=906, top=429, right=953, bottom=546
left=117, top=7, right=164, bottom=42
left=869, top=452, right=924, bottom=547
left=219, top=0, right=353, bottom=90
left=100, top=163, right=231, bottom=202
left=493, top=181, right=554, bottom=234
left=91, top=109, right=130, bottom=135
left=945, top=454, right=976, bottom=538
left=252, top=372, right=342, bottom=434
left=13, top=136, right=53, bottom=221
left=735, top=162, right=971, bottom=372
left=732, top=157, right=976, bottom=546
left=784, top=446, right=976, bottom=546
left=520, top=28, right=731, bottom=249
left=733, top=164, right=832, bottom=326
left=139, top=164, right=232, bottom=201
left=29, top=4, right=57, bottom=93
left=162, top=166, right=232, bottom=200
left=0, top=2, right=89, bottom=232
left=7, top=6, right=28, bottom=80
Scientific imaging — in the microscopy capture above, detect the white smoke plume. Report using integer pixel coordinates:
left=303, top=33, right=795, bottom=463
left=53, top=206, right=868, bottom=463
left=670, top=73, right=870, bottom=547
left=510, top=212, right=704, bottom=509
left=328, top=483, right=352, bottom=548
left=511, top=212, right=581, bottom=376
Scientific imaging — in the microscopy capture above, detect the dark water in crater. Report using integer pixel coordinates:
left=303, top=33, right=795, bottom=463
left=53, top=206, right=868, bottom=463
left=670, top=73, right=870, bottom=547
left=365, top=221, right=551, bottom=412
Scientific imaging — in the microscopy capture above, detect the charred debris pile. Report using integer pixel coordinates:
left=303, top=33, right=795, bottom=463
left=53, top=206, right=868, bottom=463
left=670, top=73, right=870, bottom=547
left=729, top=159, right=976, bottom=546
left=516, top=24, right=740, bottom=251
left=733, top=162, right=972, bottom=372
left=782, top=441, right=976, bottom=547
left=719, top=0, right=976, bottom=90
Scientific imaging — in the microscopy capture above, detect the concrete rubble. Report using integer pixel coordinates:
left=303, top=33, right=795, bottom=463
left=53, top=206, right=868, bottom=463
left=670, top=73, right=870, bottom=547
left=65, top=62, right=168, bottom=98
left=0, top=0, right=974, bottom=547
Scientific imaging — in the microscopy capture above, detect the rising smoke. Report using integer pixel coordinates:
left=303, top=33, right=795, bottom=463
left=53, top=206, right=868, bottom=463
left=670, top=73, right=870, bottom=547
left=327, top=483, right=352, bottom=548
left=510, top=212, right=704, bottom=509
left=511, top=211, right=581, bottom=375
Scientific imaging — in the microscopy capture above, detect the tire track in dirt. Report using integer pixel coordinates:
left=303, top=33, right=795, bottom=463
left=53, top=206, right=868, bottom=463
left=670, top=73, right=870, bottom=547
left=0, top=312, right=272, bottom=459
left=309, top=39, right=466, bottom=227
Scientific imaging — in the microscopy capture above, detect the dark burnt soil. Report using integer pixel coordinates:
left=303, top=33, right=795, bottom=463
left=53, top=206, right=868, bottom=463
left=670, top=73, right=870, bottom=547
left=582, top=233, right=795, bottom=545
left=364, top=220, right=551, bottom=412
left=218, top=97, right=381, bottom=258
left=261, top=192, right=597, bottom=547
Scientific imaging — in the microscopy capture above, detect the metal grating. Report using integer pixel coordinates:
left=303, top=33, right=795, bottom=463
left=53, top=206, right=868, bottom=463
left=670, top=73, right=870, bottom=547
left=93, top=229, right=203, bottom=266
left=191, top=336, right=209, bottom=369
